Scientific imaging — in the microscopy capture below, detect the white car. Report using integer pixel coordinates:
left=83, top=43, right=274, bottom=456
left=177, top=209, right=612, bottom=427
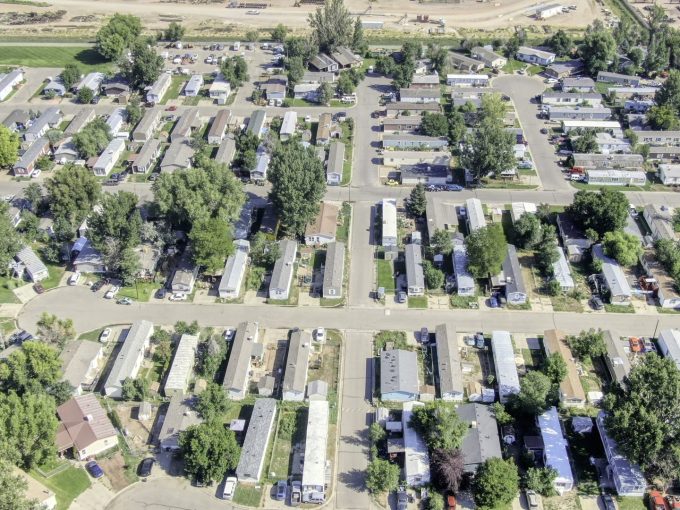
left=304, top=115, right=311, bottom=123
left=222, top=477, right=237, bottom=500
left=104, top=286, right=120, bottom=299
left=314, top=327, right=326, bottom=343
left=169, top=293, right=187, bottom=301
left=31, top=169, right=41, bottom=179
left=99, top=328, right=112, bottom=343
left=223, top=328, right=235, bottom=341
left=67, top=271, right=81, bottom=286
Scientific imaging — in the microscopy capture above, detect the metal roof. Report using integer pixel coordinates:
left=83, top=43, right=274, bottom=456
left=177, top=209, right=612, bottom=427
left=380, top=349, right=419, bottom=397
left=163, top=333, right=198, bottom=396
left=158, top=394, right=202, bottom=448
left=77, top=72, right=104, bottom=92
left=302, top=400, right=329, bottom=490
left=208, top=109, right=231, bottom=140
left=402, top=401, right=431, bottom=486
left=15, top=245, right=47, bottom=278
left=134, top=138, right=161, bottom=171
left=269, top=240, right=297, bottom=294
left=592, top=244, right=632, bottom=298
left=657, top=329, right=680, bottom=370
left=133, top=108, right=161, bottom=139
left=246, top=110, right=267, bottom=137
left=543, top=329, right=586, bottom=404
left=552, top=249, right=575, bottom=290
left=235, top=398, right=277, bottom=482
left=435, top=324, right=463, bottom=399
left=502, top=245, right=526, bottom=296
left=184, top=74, right=203, bottom=93
left=327, top=141, right=345, bottom=178
left=160, top=138, right=194, bottom=171
left=222, top=321, right=258, bottom=396
left=453, top=240, right=475, bottom=294
left=538, top=406, right=574, bottom=493
left=602, top=329, right=631, bottom=385
left=491, top=331, right=520, bottom=403
left=26, top=107, right=61, bottom=137
left=215, top=136, right=236, bottom=165
left=456, top=403, right=502, bottom=471
left=104, top=320, right=154, bottom=394
left=465, top=198, right=486, bottom=232
left=572, top=153, right=643, bottom=170
left=280, top=111, right=297, bottom=136
left=381, top=198, right=397, bottom=244
left=322, top=241, right=344, bottom=296
left=218, top=242, right=249, bottom=295
left=209, top=74, right=230, bottom=94
left=93, top=138, right=125, bottom=172
left=399, top=88, right=441, bottom=99
left=148, top=73, right=171, bottom=99
left=59, top=340, right=101, bottom=390
left=172, top=108, right=199, bottom=140
left=518, top=46, right=555, bottom=60
left=282, top=330, right=312, bottom=397
left=64, top=109, right=96, bottom=136
left=405, top=243, right=425, bottom=290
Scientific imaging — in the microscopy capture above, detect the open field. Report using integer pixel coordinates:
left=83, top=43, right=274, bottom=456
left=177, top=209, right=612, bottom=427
left=0, top=45, right=111, bottom=70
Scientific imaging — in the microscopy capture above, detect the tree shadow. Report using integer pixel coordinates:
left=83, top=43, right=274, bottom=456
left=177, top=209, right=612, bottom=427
left=74, top=48, right=108, bottom=68
left=338, top=468, right=368, bottom=492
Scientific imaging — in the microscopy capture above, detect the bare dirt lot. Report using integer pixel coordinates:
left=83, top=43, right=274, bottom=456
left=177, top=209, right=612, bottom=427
left=0, top=0, right=604, bottom=40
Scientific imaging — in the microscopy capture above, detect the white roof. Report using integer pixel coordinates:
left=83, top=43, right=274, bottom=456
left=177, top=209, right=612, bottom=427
left=209, top=74, right=230, bottom=94
left=104, top=321, right=154, bottom=393
left=149, top=73, right=171, bottom=98
left=453, top=242, right=475, bottom=292
left=538, top=407, right=574, bottom=493
left=510, top=202, right=536, bottom=223
left=596, top=412, right=647, bottom=495
left=593, top=244, right=632, bottom=298
left=77, top=72, right=104, bottom=91
left=402, top=401, right=431, bottom=486
left=218, top=244, right=249, bottom=294
left=15, top=245, right=47, bottom=277
left=301, top=400, right=329, bottom=489
left=587, top=169, right=646, bottom=181
left=491, top=331, right=520, bottom=403
left=552, top=249, right=575, bottom=289
left=281, top=111, right=297, bottom=136
left=382, top=198, right=397, bottom=241
left=659, top=164, right=680, bottom=179
left=185, top=74, right=203, bottom=91
left=465, top=198, right=486, bottom=232
left=658, top=329, right=680, bottom=369
left=163, top=333, right=198, bottom=395
left=562, top=120, right=621, bottom=129
left=518, top=46, right=555, bottom=60
left=446, top=73, right=489, bottom=80
left=93, top=138, right=125, bottom=170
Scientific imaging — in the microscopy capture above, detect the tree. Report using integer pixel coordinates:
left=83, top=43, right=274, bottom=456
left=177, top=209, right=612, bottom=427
left=125, top=97, right=142, bottom=127
left=472, top=458, right=519, bottom=510
left=509, top=371, right=552, bottom=416
left=647, top=105, right=680, bottom=130
left=179, top=421, right=240, bottom=484
left=220, top=56, right=249, bottom=88
left=627, top=47, right=644, bottom=70
left=96, top=13, right=142, bottom=60
left=153, top=160, right=244, bottom=230
left=448, top=109, right=466, bottom=150
left=0, top=202, right=23, bottom=277
left=534, top=225, right=559, bottom=276
left=72, top=117, right=112, bottom=158
left=77, top=86, right=94, bottom=104
left=644, top=31, right=670, bottom=75
left=351, top=17, right=367, bottom=54
left=250, top=232, right=280, bottom=268
left=409, top=401, right=469, bottom=451
left=88, top=190, right=141, bottom=252
left=423, top=260, right=445, bottom=290
left=284, top=37, right=318, bottom=63
left=189, top=218, right=234, bottom=274
left=59, top=63, right=81, bottom=90
left=121, top=377, right=149, bottom=401
left=431, top=448, right=465, bottom=493
left=568, top=329, right=606, bottom=360
left=525, top=467, right=558, bottom=497
left=465, top=224, right=507, bottom=278
left=547, top=29, right=572, bottom=56
left=427, top=492, right=445, bottom=510
left=245, top=30, right=259, bottom=43
left=408, top=184, right=427, bottom=217
left=122, top=40, right=165, bottom=89
left=544, top=352, right=567, bottom=385
left=164, top=21, right=185, bottom=42
left=268, top=143, right=326, bottom=236
left=571, top=129, right=598, bottom=153
left=579, top=21, right=617, bottom=75
left=196, top=382, right=229, bottom=420
left=366, top=458, right=400, bottom=494
left=427, top=43, right=448, bottom=74
left=614, top=17, right=641, bottom=53
left=152, top=331, right=172, bottom=372
left=308, top=0, right=353, bottom=53
left=270, top=23, right=288, bottom=43
left=480, top=93, right=507, bottom=124
left=286, top=56, right=306, bottom=87
left=318, top=81, right=333, bottom=105
left=430, top=229, right=453, bottom=255
left=336, top=72, right=356, bottom=95
left=0, top=456, right=41, bottom=510
left=420, top=112, right=448, bottom=137
left=603, top=230, right=643, bottom=267
left=0, top=341, right=62, bottom=395
left=603, top=354, right=680, bottom=481
left=513, top=213, right=542, bottom=249
left=490, top=402, right=513, bottom=426
left=369, top=422, right=386, bottom=445
left=460, top=119, right=515, bottom=180
left=18, top=211, right=39, bottom=242
left=656, top=69, right=680, bottom=113
left=36, top=313, right=75, bottom=348
left=0, top=125, right=20, bottom=168
left=566, top=188, right=629, bottom=238
left=45, top=129, right=64, bottom=149
left=655, top=238, right=680, bottom=279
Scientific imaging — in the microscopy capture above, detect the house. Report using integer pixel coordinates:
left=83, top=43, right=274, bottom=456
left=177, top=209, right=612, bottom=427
left=658, top=164, right=680, bottom=185
left=543, top=330, right=586, bottom=407
left=541, top=92, right=603, bottom=107
left=380, top=349, right=419, bottom=401
left=402, top=401, right=431, bottom=486
left=435, top=324, right=463, bottom=401
left=76, top=72, right=104, bottom=94
left=207, top=110, right=231, bottom=145
left=0, top=69, right=23, bottom=101
left=399, top=164, right=449, bottom=185
left=326, top=141, right=344, bottom=185
left=316, top=112, right=333, bottom=145
left=132, top=108, right=161, bottom=142
left=548, top=107, right=612, bottom=121
left=147, top=73, right=171, bottom=104
left=594, top=132, right=632, bottom=154
left=64, top=109, right=96, bottom=136
left=624, top=99, right=654, bottom=113
left=307, top=380, right=329, bottom=400
left=163, top=333, right=198, bottom=397
left=405, top=243, right=425, bottom=296
left=282, top=329, right=312, bottom=401
left=597, top=71, right=641, bottom=87
left=305, top=202, right=339, bottom=245
left=171, top=249, right=199, bottom=294
left=640, top=249, right=680, bottom=310
left=446, top=74, right=490, bottom=87
left=44, top=78, right=66, bottom=97
left=56, top=394, right=117, bottom=459
left=14, top=245, right=48, bottom=282
left=132, top=138, right=161, bottom=173
left=456, top=403, right=502, bottom=472
left=103, top=321, right=154, bottom=397
left=611, top=86, right=658, bottom=99
left=385, top=102, right=442, bottom=116
left=536, top=3, right=564, bottom=18
left=2, top=109, right=29, bottom=132
left=556, top=213, right=593, bottom=262
left=636, top=130, right=680, bottom=146
left=516, top=46, right=555, bottom=66
left=382, top=134, right=448, bottom=149
left=382, top=117, right=423, bottom=134
left=93, top=138, right=125, bottom=176
left=300, top=71, right=336, bottom=84
left=262, top=76, right=287, bottom=103
left=538, top=407, right=575, bottom=494
left=13, top=467, right=56, bottom=510
left=251, top=151, right=269, bottom=181
left=381, top=198, right=398, bottom=247
left=159, top=395, right=202, bottom=450
left=235, top=398, right=277, bottom=483
left=309, top=53, right=338, bottom=73
left=134, top=243, right=161, bottom=278
left=52, top=138, right=77, bottom=164
left=105, top=108, right=126, bottom=137
left=545, top=60, right=585, bottom=79
left=13, top=137, right=49, bottom=176
left=561, top=77, right=596, bottom=92
left=648, top=146, right=680, bottom=161
left=222, top=321, right=259, bottom=400
left=301, top=400, right=329, bottom=503
left=293, top=83, right=320, bottom=102
left=269, top=240, right=297, bottom=300
left=491, top=331, right=520, bottom=403
left=572, top=153, right=643, bottom=170
left=215, top=136, right=236, bottom=166
left=24, top=107, right=61, bottom=143
left=209, top=73, right=231, bottom=104
left=495, top=245, right=527, bottom=305
left=59, top=340, right=103, bottom=395
left=399, top=87, right=441, bottom=104
left=280, top=111, right=297, bottom=141
left=383, top=150, right=450, bottom=168
left=160, top=137, right=194, bottom=172
left=657, top=329, right=680, bottom=369
left=552, top=249, right=575, bottom=292
left=183, top=74, right=204, bottom=97
left=593, top=244, right=632, bottom=305
left=602, top=330, right=631, bottom=386
left=102, top=79, right=130, bottom=97
left=322, top=241, right=345, bottom=300
left=596, top=412, right=646, bottom=496
left=218, top=239, right=249, bottom=299
left=172, top=108, right=200, bottom=141
left=453, top=237, right=475, bottom=296
left=465, top=198, right=486, bottom=233
left=73, top=239, right=106, bottom=273
left=471, top=46, right=507, bottom=68
left=410, top=74, right=440, bottom=89
left=246, top=110, right=267, bottom=139
left=331, top=46, right=362, bottom=68
left=449, top=52, right=485, bottom=71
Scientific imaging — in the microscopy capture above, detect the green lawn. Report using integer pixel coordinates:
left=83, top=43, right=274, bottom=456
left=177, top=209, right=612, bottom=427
left=0, top=277, right=21, bottom=303
left=30, top=465, right=91, bottom=510
left=408, top=296, right=428, bottom=309
left=604, top=304, right=635, bottom=314
left=339, top=121, right=354, bottom=186
left=336, top=202, right=351, bottom=243
left=78, top=327, right=104, bottom=342
left=233, top=485, right=263, bottom=507
left=502, top=59, right=526, bottom=73
left=376, top=259, right=395, bottom=292
left=450, top=294, right=478, bottom=309
left=0, top=46, right=112, bottom=71
left=41, top=264, right=65, bottom=290
left=374, top=330, right=408, bottom=353
left=551, top=293, right=584, bottom=312
left=117, top=281, right=158, bottom=302
left=161, top=75, right=186, bottom=104
left=268, top=406, right=307, bottom=480
left=616, top=497, right=646, bottom=510
left=0, top=317, right=16, bottom=336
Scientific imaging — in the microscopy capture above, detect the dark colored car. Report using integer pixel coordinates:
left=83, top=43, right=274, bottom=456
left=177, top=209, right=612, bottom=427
left=420, top=327, right=429, bottom=344
left=397, top=291, right=407, bottom=304
left=138, top=458, right=154, bottom=477
left=91, top=280, right=104, bottom=292
left=275, top=480, right=287, bottom=501
left=155, top=288, right=167, bottom=299
left=86, top=460, right=104, bottom=478
left=601, top=495, right=616, bottom=510
left=445, top=184, right=463, bottom=191
left=540, top=127, right=549, bottom=134
left=33, top=282, right=45, bottom=294
left=590, top=296, right=604, bottom=310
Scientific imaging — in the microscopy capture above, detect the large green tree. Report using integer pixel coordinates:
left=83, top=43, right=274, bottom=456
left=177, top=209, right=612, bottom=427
left=568, top=329, right=606, bottom=360
left=189, top=218, right=234, bottom=274
left=45, top=164, right=101, bottom=227
left=88, top=191, right=142, bottom=252
left=0, top=125, right=20, bottom=168
left=0, top=457, right=41, bottom=510
left=656, top=69, right=680, bottom=113
left=220, top=57, right=249, bottom=88
left=565, top=188, right=628, bottom=238
left=508, top=371, right=552, bottom=416
left=544, top=352, right=567, bottom=385
left=122, top=40, right=165, bottom=90
left=196, top=382, right=229, bottom=420
left=646, top=105, right=680, bottom=130
left=409, top=401, right=468, bottom=451
left=571, top=129, right=598, bottom=153
left=465, top=224, right=507, bottom=278
left=408, top=183, right=427, bottom=217
left=270, top=23, right=288, bottom=43
left=366, top=458, right=400, bottom=494
left=460, top=119, right=515, bottom=181
left=72, top=117, right=112, bottom=158
left=602, top=230, right=643, bottom=267
left=0, top=341, right=62, bottom=396
left=164, top=21, right=185, bottom=42
left=547, top=29, right=573, bottom=56
left=268, top=143, right=326, bottom=236
left=0, top=202, right=23, bottom=277
left=430, top=229, right=453, bottom=255
left=534, top=225, right=559, bottom=276
left=59, top=63, right=81, bottom=91
left=308, top=0, right=353, bottom=53
left=420, top=113, right=449, bottom=137
left=179, top=421, right=240, bottom=484
left=525, top=467, right=558, bottom=497
left=431, top=448, right=465, bottom=493
left=96, top=13, right=143, bottom=60
left=579, top=21, right=617, bottom=75
left=471, top=458, right=519, bottom=510
left=36, top=313, right=76, bottom=349
left=513, top=213, right=542, bottom=249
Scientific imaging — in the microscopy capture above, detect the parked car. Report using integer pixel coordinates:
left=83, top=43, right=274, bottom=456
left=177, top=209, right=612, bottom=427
left=290, top=481, right=302, bottom=506
left=447, top=495, right=457, bottom=509
left=445, top=184, right=463, bottom=191
left=275, top=480, right=287, bottom=501
left=397, top=291, right=407, bottom=303
left=590, top=296, right=604, bottom=310
left=419, top=327, right=429, bottom=343
left=314, top=327, right=326, bottom=343
left=540, top=127, right=549, bottom=134
left=100, top=328, right=112, bottom=342
left=155, top=287, right=167, bottom=299
left=117, top=297, right=133, bottom=305
left=642, top=338, right=656, bottom=353
left=138, top=458, right=154, bottom=477
left=222, top=477, right=237, bottom=500
left=397, top=488, right=408, bottom=510
left=601, top=495, right=616, bottom=510
left=518, top=160, right=534, bottom=169
left=33, top=282, right=45, bottom=294
left=475, top=333, right=485, bottom=349
left=525, top=490, right=539, bottom=509
left=68, top=271, right=81, bottom=286
left=31, top=169, right=41, bottom=179
left=489, top=296, right=499, bottom=308
left=91, top=280, right=105, bottom=292
left=629, top=337, right=642, bottom=353
left=104, top=286, right=120, bottom=299
left=86, top=461, right=104, bottom=479
left=169, top=293, right=187, bottom=301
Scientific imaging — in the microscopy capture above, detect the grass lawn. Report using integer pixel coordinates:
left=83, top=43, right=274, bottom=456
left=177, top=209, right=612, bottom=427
left=30, top=465, right=91, bottom=510
left=376, top=259, right=395, bottom=292
left=161, top=75, right=186, bottom=104
left=41, top=264, right=65, bottom=290
left=182, top=93, right=203, bottom=106
left=604, top=303, right=635, bottom=313
left=0, top=277, right=21, bottom=303
left=339, top=121, right=354, bottom=186
left=233, top=485, right=263, bottom=507
left=616, top=497, right=646, bottom=510
left=551, top=293, right=584, bottom=312
left=268, top=406, right=307, bottom=480
left=502, top=59, right=526, bottom=73
left=450, top=294, right=478, bottom=309
left=0, top=46, right=112, bottom=71
left=336, top=202, right=351, bottom=244
left=117, top=281, right=158, bottom=302
left=0, top=317, right=16, bottom=336
left=480, top=178, right=538, bottom=190
left=374, top=330, right=408, bottom=353
left=78, top=327, right=104, bottom=342
left=527, top=64, right=544, bottom=75
left=408, top=296, right=428, bottom=308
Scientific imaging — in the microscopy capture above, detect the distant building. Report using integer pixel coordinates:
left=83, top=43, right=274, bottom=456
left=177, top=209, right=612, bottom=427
left=446, top=74, right=490, bottom=87
left=449, top=52, right=485, bottom=71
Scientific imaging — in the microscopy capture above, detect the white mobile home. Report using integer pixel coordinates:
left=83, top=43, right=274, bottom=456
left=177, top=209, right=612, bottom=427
left=235, top=398, right=277, bottom=483
left=268, top=240, right=297, bottom=300
left=538, top=407, right=574, bottom=494
left=402, top=401, right=431, bottom=486
left=405, top=243, right=425, bottom=296
left=381, top=198, right=397, bottom=247
left=446, top=74, right=490, bottom=87
left=435, top=324, right=464, bottom=401
left=163, top=333, right=198, bottom=397
left=452, top=239, right=475, bottom=296
left=282, top=329, right=312, bottom=401
left=218, top=240, right=249, bottom=299
left=301, top=400, right=329, bottom=502
left=280, top=111, right=297, bottom=141
left=103, top=321, right=154, bottom=397
left=221, top=321, right=259, bottom=400
left=657, top=329, right=680, bottom=370
left=516, top=46, right=556, bottom=66
left=93, top=138, right=125, bottom=176
left=147, top=73, right=171, bottom=104
left=491, top=331, right=520, bottom=403
left=465, top=198, right=486, bottom=232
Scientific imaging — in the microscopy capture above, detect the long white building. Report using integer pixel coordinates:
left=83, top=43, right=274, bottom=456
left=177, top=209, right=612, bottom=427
left=301, top=400, right=329, bottom=503
left=491, top=331, right=520, bottom=403
left=538, top=407, right=574, bottom=494
left=402, top=401, right=431, bottom=486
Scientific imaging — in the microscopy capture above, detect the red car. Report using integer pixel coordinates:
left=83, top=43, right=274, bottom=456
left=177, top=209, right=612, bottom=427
left=165, top=105, right=177, bottom=111
left=630, top=337, right=642, bottom=353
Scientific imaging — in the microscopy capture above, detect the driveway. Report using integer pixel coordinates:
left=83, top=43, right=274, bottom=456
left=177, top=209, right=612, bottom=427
left=106, top=478, right=238, bottom=510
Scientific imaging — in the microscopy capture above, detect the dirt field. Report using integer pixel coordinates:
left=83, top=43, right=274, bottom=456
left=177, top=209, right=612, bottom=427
left=631, top=0, right=680, bottom=28
left=0, top=0, right=605, bottom=40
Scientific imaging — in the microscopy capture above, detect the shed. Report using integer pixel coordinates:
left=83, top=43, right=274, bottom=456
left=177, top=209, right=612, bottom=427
left=163, top=333, right=199, bottom=397
left=380, top=349, right=419, bottom=401
left=435, top=324, right=463, bottom=401
left=491, top=331, right=520, bottom=403
left=307, top=379, right=328, bottom=400
left=235, top=398, right=277, bottom=483
left=282, top=329, right=312, bottom=401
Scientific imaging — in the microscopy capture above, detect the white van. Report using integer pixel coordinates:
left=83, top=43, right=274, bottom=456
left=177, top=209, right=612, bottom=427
left=233, top=41, right=241, bottom=51
left=68, top=271, right=81, bottom=286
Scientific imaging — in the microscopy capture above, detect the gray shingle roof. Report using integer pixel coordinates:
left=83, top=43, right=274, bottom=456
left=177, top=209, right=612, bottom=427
left=322, top=242, right=344, bottom=297
left=435, top=324, right=464, bottom=399
left=235, top=398, right=277, bottom=482
left=59, top=340, right=101, bottom=390
left=405, top=243, right=424, bottom=290
left=380, top=349, right=419, bottom=397
left=456, top=403, right=502, bottom=471
left=222, top=321, right=258, bottom=396
left=282, top=330, right=311, bottom=397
